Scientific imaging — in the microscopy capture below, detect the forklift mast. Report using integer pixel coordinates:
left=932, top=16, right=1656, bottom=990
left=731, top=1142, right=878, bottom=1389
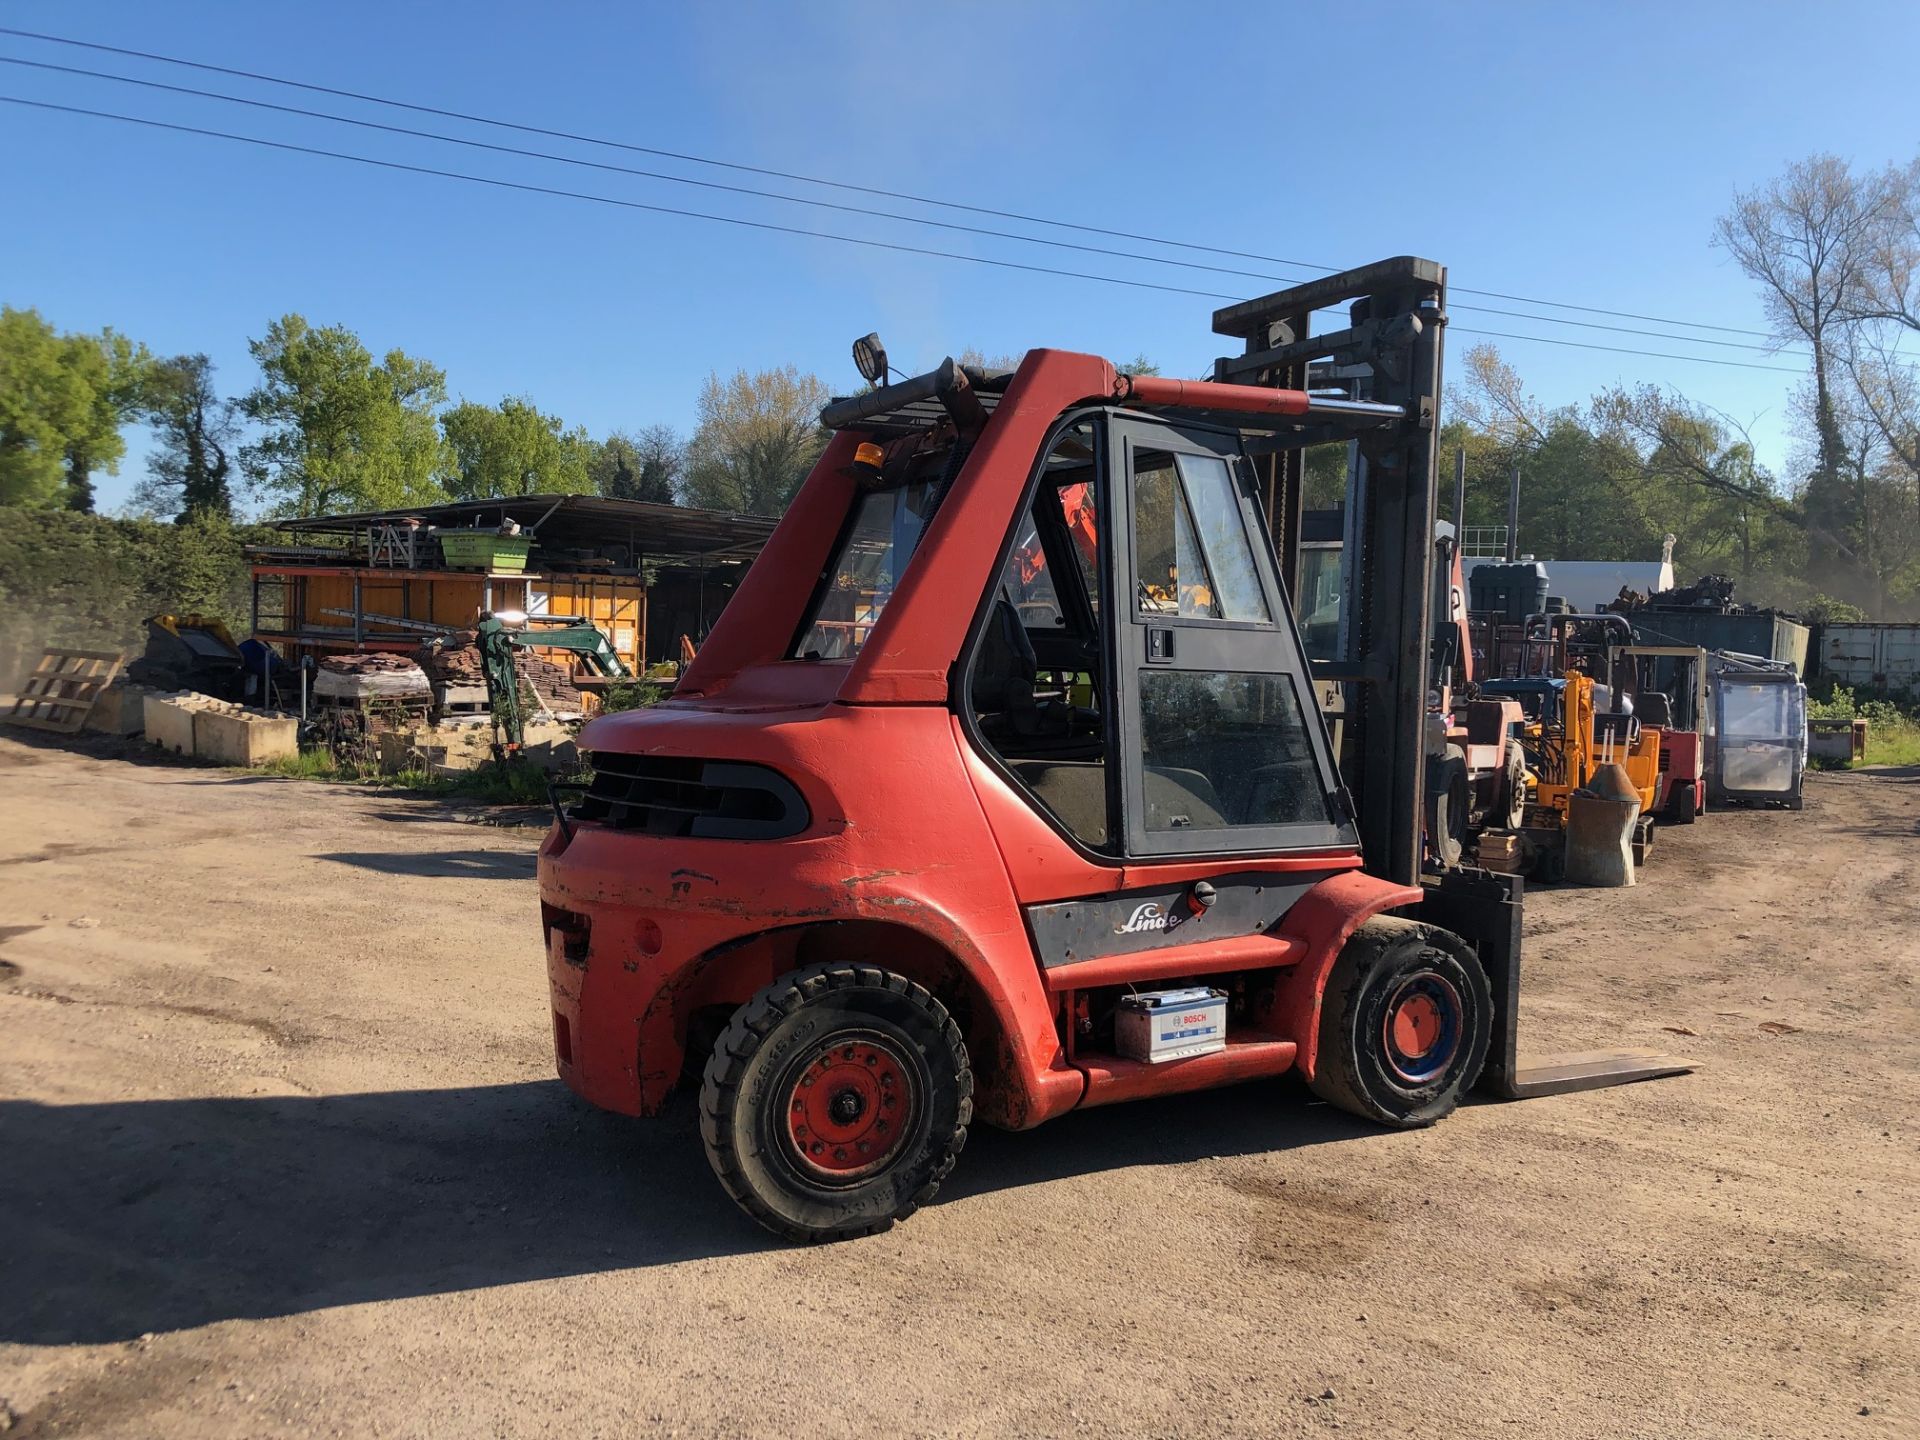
left=1212, top=258, right=1448, bottom=885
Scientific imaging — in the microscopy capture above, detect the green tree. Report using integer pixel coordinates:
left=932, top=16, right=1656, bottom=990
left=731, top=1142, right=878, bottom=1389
left=590, top=424, right=681, bottom=503
left=0, top=308, right=151, bottom=511
left=238, top=315, right=447, bottom=516
left=682, top=366, right=829, bottom=515
left=439, top=396, right=592, bottom=498
left=63, top=329, right=154, bottom=513
left=137, top=354, right=237, bottom=522
left=0, top=307, right=87, bottom=508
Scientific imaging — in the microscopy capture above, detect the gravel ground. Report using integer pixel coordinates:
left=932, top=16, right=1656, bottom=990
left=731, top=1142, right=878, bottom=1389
left=1, top=734, right=1915, bottom=1439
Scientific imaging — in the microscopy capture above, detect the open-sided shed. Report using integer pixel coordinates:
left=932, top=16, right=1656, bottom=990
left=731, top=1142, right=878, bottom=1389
left=249, top=495, right=776, bottom=672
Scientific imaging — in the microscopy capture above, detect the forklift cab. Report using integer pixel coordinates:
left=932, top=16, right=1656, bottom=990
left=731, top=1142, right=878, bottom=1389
left=797, top=402, right=1352, bottom=855
left=962, top=415, right=1348, bottom=855
left=1708, top=664, right=1807, bottom=809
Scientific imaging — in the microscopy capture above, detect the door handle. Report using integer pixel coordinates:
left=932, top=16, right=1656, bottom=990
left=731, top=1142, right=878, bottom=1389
left=1147, top=626, right=1175, bottom=663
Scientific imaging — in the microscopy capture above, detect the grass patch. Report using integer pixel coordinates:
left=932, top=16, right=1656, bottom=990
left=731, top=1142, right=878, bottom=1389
left=1807, top=682, right=1920, bottom=770
left=253, top=747, right=580, bottom=806
left=258, top=749, right=346, bottom=781
left=1861, top=722, right=1920, bottom=768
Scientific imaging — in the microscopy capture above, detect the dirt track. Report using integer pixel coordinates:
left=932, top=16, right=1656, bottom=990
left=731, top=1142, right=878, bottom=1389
left=1, top=734, right=1916, bottom=1438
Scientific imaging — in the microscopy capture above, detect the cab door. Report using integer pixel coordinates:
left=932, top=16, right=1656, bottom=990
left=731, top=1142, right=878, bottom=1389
left=1104, top=417, right=1354, bottom=859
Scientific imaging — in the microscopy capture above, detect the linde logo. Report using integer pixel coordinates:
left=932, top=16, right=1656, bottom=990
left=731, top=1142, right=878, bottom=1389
left=1115, top=902, right=1182, bottom=936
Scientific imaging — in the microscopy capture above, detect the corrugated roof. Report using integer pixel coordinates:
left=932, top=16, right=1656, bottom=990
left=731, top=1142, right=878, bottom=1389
left=277, top=493, right=777, bottom=564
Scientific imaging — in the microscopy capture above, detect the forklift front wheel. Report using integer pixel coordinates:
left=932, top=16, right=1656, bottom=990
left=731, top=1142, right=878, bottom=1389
left=700, top=964, right=972, bottom=1243
left=1309, top=920, right=1492, bottom=1128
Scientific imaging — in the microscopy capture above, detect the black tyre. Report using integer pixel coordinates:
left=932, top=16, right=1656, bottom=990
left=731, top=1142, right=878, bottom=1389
left=1664, top=780, right=1698, bottom=826
left=1425, top=745, right=1471, bottom=870
left=700, top=964, right=971, bottom=1243
left=1309, top=918, right=1492, bottom=1128
left=1529, top=840, right=1566, bottom=884
left=1497, top=740, right=1528, bottom=830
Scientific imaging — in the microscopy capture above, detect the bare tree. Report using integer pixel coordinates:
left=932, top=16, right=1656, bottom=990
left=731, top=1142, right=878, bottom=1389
left=1455, top=343, right=1548, bottom=448
left=1845, top=157, right=1920, bottom=332
left=1715, top=156, right=1893, bottom=487
left=1832, top=160, right=1920, bottom=533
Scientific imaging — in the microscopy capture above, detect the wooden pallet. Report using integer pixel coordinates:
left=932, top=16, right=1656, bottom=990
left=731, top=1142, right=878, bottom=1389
left=6, top=648, right=123, bottom=733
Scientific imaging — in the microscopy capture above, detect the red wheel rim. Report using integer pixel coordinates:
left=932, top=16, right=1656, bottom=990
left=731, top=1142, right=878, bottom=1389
left=1391, top=993, right=1443, bottom=1058
left=1381, top=971, right=1463, bottom=1084
left=784, top=1035, right=915, bottom=1181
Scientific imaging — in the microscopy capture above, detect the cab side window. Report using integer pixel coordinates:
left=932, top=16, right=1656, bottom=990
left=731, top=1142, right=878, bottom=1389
left=967, top=422, right=1112, bottom=849
left=1132, top=450, right=1270, bottom=623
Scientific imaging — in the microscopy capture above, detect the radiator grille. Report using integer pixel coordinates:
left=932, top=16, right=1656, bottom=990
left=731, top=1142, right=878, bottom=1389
left=576, top=754, right=809, bottom=839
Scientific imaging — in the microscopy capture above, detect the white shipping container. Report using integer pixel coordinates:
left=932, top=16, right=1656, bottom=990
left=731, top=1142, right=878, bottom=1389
left=1819, top=623, right=1920, bottom=694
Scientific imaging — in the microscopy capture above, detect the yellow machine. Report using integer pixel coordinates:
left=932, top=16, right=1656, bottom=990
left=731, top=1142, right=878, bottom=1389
left=1523, top=671, right=1661, bottom=820
left=1479, top=669, right=1663, bottom=877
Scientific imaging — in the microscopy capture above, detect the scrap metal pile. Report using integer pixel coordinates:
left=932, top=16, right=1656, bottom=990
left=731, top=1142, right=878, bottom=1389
left=414, top=633, right=585, bottom=716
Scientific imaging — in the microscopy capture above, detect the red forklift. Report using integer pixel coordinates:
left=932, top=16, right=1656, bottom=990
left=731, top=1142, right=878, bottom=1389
left=538, top=257, right=1690, bottom=1241
left=1622, top=643, right=1709, bottom=824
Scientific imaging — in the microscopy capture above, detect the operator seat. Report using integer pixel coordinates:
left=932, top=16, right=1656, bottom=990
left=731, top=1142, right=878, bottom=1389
left=1635, top=692, right=1675, bottom=729
left=971, top=598, right=1040, bottom=733
left=973, top=597, right=1090, bottom=746
left=1592, top=711, right=1641, bottom=748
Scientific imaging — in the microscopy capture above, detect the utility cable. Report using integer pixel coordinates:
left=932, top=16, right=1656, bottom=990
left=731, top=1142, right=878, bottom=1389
left=0, top=53, right=1801, bottom=356
left=0, top=25, right=1787, bottom=342
left=0, top=94, right=1806, bottom=376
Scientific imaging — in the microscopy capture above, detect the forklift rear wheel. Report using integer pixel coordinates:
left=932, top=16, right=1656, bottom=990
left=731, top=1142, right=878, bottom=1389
left=1309, top=920, right=1492, bottom=1128
left=700, top=964, right=972, bottom=1243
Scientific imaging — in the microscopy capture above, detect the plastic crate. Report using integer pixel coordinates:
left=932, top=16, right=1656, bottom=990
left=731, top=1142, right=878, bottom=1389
left=435, top=530, right=531, bottom=572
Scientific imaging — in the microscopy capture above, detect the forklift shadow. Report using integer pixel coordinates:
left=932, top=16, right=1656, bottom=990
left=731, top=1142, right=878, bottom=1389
left=314, top=849, right=538, bottom=879
left=0, top=1078, right=1377, bottom=1345
left=943, top=1078, right=1376, bottom=1203
left=0, top=1081, right=767, bottom=1347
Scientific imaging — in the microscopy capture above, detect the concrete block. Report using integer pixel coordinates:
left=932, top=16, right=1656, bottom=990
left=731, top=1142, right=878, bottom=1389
left=1807, top=718, right=1867, bottom=764
left=85, top=682, right=155, bottom=736
left=142, top=694, right=209, bottom=755
left=193, top=708, right=299, bottom=767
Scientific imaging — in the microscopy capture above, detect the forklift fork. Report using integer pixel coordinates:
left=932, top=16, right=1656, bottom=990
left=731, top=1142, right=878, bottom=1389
left=1417, top=868, right=1697, bottom=1099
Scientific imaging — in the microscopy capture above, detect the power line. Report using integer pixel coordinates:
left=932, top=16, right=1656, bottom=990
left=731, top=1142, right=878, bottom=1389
left=0, top=55, right=1327, bottom=295
left=0, top=96, right=1231, bottom=299
left=0, top=95, right=1806, bottom=378
left=0, top=53, right=1804, bottom=359
left=0, top=25, right=1785, bottom=344
left=1450, top=327, right=1799, bottom=374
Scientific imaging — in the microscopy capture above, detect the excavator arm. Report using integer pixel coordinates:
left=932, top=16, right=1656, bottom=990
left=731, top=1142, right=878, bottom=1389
left=475, top=612, right=632, bottom=753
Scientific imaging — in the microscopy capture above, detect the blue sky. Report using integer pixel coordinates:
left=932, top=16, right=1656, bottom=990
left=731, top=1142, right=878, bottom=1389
left=2, top=0, right=1915, bottom=515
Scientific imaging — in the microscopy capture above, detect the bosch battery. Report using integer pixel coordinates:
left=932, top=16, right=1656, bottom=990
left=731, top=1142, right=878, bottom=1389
left=1114, top=986, right=1228, bottom=1063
